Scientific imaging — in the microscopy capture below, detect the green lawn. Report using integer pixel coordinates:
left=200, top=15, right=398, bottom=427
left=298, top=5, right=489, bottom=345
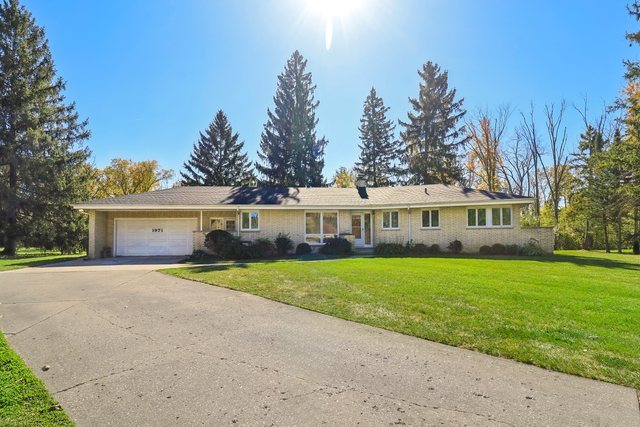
left=162, top=250, right=640, bottom=389
left=0, top=333, right=73, bottom=426
left=0, top=248, right=83, bottom=272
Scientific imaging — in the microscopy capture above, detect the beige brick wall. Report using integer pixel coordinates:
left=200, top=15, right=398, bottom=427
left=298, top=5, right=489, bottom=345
left=373, top=204, right=554, bottom=253
left=88, top=204, right=554, bottom=257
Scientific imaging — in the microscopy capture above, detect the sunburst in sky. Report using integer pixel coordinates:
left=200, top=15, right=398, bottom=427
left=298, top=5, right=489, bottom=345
left=306, top=0, right=364, bottom=50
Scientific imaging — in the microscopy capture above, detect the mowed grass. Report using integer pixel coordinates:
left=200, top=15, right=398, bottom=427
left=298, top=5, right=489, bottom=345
left=0, top=333, right=73, bottom=426
left=163, top=250, right=640, bottom=389
left=0, top=248, right=83, bottom=272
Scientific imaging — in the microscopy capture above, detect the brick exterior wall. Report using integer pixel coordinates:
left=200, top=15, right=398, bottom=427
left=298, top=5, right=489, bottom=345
left=87, top=204, right=554, bottom=258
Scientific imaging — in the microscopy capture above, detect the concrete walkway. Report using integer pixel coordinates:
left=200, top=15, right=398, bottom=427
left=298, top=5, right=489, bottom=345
left=0, top=261, right=638, bottom=426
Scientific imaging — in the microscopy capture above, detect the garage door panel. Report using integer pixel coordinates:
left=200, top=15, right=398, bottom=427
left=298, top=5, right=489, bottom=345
left=115, top=219, right=196, bottom=256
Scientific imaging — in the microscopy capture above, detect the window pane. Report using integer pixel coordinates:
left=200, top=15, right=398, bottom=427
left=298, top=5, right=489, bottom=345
left=467, top=209, right=476, bottom=226
left=478, top=209, right=487, bottom=226
left=492, top=208, right=501, bottom=226
left=422, top=211, right=430, bottom=228
left=241, top=212, right=250, bottom=229
left=225, top=220, right=236, bottom=232
left=502, top=207, right=512, bottom=226
left=391, top=211, right=399, bottom=228
left=306, top=212, right=321, bottom=234
left=431, top=210, right=439, bottom=227
left=251, top=211, right=259, bottom=229
left=383, top=212, right=390, bottom=229
left=323, top=212, right=338, bottom=234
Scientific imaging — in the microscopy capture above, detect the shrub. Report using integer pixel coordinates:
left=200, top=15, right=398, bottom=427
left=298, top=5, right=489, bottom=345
left=505, top=244, right=519, bottom=255
left=204, top=230, right=233, bottom=255
left=491, top=243, right=506, bottom=255
left=479, top=245, right=493, bottom=255
left=275, top=232, right=294, bottom=256
left=428, top=244, right=441, bottom=254
left=411, top=243, right=429, bottom=256
left=374, top=243, right=406, bottom=256
left=189, top=249, right=208, bottom=260
left=320, top=237, right=352, bottom=256
left=250, top=238, right=276, bottom=259
left=220, top=237, right=251, bottom=260
left=634, top=240, right=640, bottom=255
left=295, top=242, right=312, bottom=255
left=518, top=239, right=546, bottom=256
left=448, top=240, right=463, bottom=254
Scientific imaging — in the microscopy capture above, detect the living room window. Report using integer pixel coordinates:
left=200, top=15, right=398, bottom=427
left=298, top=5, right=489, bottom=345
left=305, top=211, right=338, bottom=244
left=382, top=211, right=399, bottom=229
left=240, top=211, right=259, bottom=231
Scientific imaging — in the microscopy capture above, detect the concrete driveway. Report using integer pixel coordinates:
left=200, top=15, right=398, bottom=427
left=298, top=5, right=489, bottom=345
left=0, top=261, right=638, bottom=426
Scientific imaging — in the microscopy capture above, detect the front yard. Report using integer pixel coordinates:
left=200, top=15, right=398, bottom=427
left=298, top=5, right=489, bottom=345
left=163, top=250, right=640, bottom=389
left=0, top=333, right=73, bottom=426
left=0, top=248, right=83, bottom=272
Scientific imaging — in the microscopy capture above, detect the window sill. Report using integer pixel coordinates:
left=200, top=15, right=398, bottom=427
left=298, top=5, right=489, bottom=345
left=381, top=227, right=401, bottom=231
left=419, top=227, right=442, bottom=230
left=240, top=229, right=260, bottom=232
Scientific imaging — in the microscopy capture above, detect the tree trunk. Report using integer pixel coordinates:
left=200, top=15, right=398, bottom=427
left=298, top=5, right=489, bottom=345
left=616, top=213, right=623, bottom=254
left=602, top=213, right=610, bottom=253
left=582, top=219, right=590, bottom=250
left=2, top=161, right=18, bottom=256
left=634, top=206, right=639, bottom=255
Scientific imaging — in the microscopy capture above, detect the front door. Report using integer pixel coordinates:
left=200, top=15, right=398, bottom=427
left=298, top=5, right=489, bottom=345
left=351, top=213, right=372, bottom=247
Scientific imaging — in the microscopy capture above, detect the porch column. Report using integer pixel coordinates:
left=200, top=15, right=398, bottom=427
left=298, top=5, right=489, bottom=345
left=199, top=210, right=203, bottom=231
left=407, top=207, right=412, bottom=243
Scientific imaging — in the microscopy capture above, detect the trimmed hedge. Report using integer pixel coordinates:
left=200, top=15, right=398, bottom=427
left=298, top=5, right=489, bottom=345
left=204, top=230, right=233, bottom=255
left=295, top=242, right=312, bottom=255
left=479, top=245, right=493, bottom=255
left=448, top=240, right=463, bottom=254
left=320, top=237, right=352, bottom=256
left=374, top=243, right=406, bottom=256
left=491, top=243, right=506, bottom=255
left=275, top=233, right=294, bottom=256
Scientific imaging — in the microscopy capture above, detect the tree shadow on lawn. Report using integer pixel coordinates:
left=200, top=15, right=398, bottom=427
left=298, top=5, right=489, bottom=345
left=375, top=252, right=640, bottom=272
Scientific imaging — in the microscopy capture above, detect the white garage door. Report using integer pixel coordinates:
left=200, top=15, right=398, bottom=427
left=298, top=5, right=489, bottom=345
left=115, top=218, right=196, bottom=256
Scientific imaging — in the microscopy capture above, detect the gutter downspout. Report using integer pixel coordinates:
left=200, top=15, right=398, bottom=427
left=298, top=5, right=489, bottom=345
left=407, top=207, right=412, bottom=244
left=236, top=208, right=240, bottom=237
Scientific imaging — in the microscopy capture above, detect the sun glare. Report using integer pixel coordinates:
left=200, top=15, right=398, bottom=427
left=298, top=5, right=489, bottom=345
left=307, top=0, right=364, bottom=50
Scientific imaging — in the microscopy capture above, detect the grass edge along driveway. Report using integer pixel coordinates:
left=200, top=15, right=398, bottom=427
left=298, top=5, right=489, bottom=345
left=0, top=250, right=83, bottom=272
left=162, top=251, right=640, bottom=390
left=0, top=333, right=74, bottom=426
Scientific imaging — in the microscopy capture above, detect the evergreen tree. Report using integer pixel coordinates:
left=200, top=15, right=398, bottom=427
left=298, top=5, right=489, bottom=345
left=355, top=87, right=400, bottom=187
left=181, top=110, right=254, bottom=186
left=256, top=51, right=327, bottom=186
left=399, top=61, right=469, bottom=185
left=0, top=0, right=90, bottom=255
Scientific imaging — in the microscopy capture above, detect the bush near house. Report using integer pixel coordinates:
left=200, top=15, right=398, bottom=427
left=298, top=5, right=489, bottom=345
left=295, top=242, right=312, bottom=255
left=491, top=243, right=506, bottom=255
left=275, top=233, right=294, bottom=256
left=448, top=240, right=463, bottom=254
left=320, top=237, right=352, bottom=256
left=374, top=243, right=406, bottom=256
left=479, top=245, right=493, bottom=255
left=204, top=230, right=234, bottom=255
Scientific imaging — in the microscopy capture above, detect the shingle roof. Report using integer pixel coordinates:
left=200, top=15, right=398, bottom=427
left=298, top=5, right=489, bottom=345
left=74, top=185, right=532, bottom=210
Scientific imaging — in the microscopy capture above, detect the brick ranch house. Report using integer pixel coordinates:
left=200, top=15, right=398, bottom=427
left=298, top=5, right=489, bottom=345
left=73, top=184, right=554, bottom=258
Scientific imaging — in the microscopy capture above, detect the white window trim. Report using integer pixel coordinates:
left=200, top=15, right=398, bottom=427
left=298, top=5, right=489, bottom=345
left=381, top=210, right=400, bottom=230
left=467, top=206, right=513, bottom=229
left=304, top=210, right=339, bottom=244
left=225, top=218, right=237, bottom=232
left=240, top=210, right=260, bottom=231
left=420, top=209, right=441, bottom=230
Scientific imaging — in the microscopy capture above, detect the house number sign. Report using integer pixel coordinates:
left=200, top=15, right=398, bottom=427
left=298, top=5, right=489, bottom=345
left=151, top=228, right=164, bottom=233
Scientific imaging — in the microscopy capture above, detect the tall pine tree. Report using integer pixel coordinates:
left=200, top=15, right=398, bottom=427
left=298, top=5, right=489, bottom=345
left=181, top=110, right=254, bottom=186
left=0, top=0, right=90, bottom=255
left=399, top=61, right=469, bottom=185
left=256, top=51, right=327, bottom=186
left=355, top=87, right=400, bottom=187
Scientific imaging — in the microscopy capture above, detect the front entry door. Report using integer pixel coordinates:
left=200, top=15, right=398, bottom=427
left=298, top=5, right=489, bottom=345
left=352, top=213, right=372, bottom=247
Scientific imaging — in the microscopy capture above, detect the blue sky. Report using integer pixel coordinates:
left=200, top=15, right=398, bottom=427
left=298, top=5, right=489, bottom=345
left=24, top=0, right=636, bottom=181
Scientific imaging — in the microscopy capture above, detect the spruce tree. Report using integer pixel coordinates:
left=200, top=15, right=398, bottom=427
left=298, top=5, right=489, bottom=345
left=355, top=87, right=400, bottom=187
left=181, top=110, right=254, bottom=186
left=256, top=51, right=327, bottom=186
left=399, top=61, right=469, bottom=185
left=0, top=0, right=90, bottom=255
